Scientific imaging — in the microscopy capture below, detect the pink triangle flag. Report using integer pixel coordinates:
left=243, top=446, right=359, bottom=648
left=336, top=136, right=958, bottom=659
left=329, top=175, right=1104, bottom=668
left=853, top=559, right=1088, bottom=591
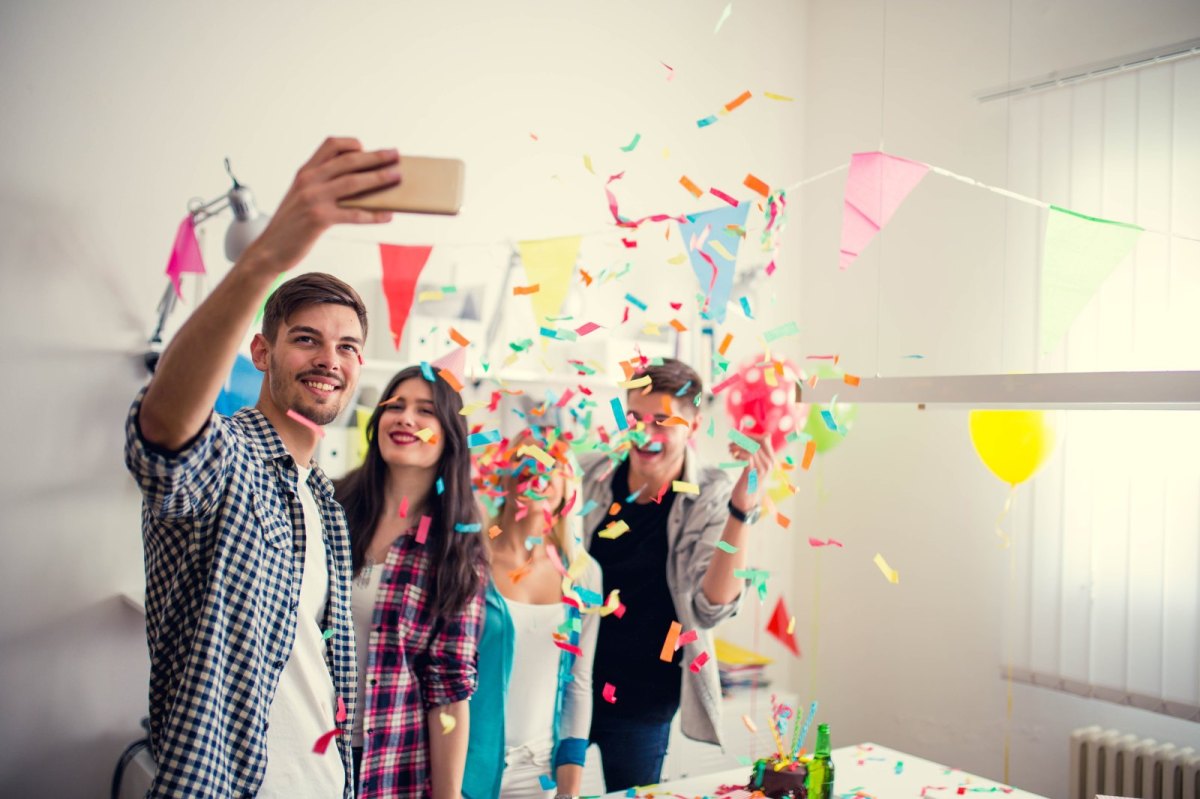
left=165, top=215, right=206, bottom=299
left=838, top=151, right=929, bottom=270
left=431, top=346, right=467, bottom=383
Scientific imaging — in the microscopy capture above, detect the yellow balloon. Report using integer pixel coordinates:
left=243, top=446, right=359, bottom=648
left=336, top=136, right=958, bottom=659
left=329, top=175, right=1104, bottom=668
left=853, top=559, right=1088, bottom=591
left=968, top=410, right=1056, bottom=486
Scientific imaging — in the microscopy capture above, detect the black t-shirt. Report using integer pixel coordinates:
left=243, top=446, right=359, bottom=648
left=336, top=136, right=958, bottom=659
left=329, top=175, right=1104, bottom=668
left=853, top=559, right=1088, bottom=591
left=588, top=459, right=682, bottom=722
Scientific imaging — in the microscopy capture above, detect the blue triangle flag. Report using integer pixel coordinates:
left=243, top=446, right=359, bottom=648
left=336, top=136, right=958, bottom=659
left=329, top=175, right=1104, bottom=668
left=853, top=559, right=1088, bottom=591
left=678, top=203, right=751, bottom=324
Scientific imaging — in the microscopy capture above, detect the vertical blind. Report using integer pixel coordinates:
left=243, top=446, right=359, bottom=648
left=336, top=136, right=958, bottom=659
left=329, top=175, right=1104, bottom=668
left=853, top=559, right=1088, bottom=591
left=1006, top=57, right=1200, bottom=720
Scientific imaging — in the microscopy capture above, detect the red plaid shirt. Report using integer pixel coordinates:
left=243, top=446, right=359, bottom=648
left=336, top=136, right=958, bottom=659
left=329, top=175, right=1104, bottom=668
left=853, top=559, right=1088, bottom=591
left=357, top=533, right=484, bottom=798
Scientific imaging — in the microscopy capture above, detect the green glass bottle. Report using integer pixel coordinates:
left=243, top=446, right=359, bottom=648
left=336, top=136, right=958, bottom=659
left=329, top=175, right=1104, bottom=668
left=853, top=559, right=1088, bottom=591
left=806, top=724, right=834, bottom=799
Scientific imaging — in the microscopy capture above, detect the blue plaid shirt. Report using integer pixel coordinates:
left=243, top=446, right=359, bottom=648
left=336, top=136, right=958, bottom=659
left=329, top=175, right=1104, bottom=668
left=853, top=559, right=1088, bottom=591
left=125, top=387, right=356, bottom=798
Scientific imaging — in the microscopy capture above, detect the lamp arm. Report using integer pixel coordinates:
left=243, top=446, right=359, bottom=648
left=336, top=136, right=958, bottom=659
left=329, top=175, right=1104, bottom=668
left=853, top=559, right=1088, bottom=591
left=188, top=192, right=232, bottom=226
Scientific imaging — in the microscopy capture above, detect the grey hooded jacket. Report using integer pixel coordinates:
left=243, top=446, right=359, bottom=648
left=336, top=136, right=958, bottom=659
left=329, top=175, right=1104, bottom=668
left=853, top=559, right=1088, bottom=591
left=580, top=450, right=744, bottom=746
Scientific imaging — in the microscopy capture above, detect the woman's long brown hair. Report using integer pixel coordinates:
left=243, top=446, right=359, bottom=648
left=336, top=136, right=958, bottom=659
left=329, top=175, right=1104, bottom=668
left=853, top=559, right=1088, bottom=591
left=334, top=365, right=486, bottom=620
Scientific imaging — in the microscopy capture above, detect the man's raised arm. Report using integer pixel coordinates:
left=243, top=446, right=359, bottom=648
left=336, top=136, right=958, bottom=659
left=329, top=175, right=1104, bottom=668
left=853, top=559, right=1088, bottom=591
left=138, top=137, right=400, bottom=450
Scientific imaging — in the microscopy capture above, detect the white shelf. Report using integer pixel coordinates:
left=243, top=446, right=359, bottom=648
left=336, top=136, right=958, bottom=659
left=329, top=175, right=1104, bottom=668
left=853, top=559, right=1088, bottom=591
left=796, top=370, right=1200, bottom=410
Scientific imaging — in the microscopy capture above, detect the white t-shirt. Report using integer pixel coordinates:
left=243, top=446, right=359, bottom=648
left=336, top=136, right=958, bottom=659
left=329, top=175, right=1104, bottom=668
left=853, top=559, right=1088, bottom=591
left=258, top=465, right=346, bottom=799
left=502, top=596, right=562, bottom=750
left=351, top=557, right=384, bottom=747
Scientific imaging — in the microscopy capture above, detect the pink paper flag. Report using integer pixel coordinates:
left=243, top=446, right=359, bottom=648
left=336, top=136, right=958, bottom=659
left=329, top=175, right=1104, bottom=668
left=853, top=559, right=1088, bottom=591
left=838, top=151, right=929, bottom=270
left=165, top=216, right=206, bottom=299
left=379, top=244, right=433, bottom=349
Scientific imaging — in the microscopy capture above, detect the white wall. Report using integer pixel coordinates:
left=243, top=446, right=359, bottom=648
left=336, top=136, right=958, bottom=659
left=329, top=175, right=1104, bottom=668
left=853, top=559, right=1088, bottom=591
left=0, top=1, right=806, bottom=796
left=793, top=2, right=1200, bottom=798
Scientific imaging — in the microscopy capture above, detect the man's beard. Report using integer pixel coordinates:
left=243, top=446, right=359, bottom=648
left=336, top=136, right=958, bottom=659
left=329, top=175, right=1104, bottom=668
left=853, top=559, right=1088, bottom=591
left=270, top=359, right=341, bottom=426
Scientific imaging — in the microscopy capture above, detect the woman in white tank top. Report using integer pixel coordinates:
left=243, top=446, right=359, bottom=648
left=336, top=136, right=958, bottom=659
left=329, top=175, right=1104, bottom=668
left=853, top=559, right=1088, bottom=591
left=463, top=428, right=603, bottom=799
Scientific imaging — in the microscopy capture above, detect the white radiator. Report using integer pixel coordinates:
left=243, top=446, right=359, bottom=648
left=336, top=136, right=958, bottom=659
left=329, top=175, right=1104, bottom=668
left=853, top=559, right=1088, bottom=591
left=1070, top=725, right=1200, bottom=799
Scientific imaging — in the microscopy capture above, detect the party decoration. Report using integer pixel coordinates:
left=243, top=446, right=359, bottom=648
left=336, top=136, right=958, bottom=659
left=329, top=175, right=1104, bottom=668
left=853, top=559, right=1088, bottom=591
left=803, top=402, right=858, bottom=454
left=214, top=353, right=263, bottom=416
left=1040, top=206, right=1142, bottom=355
left=838, top=151, right=929, bottom=270
left=968, top=410, right=1056, bottom=486
left=724, top=358, right=807, bottom=451
left=165, top=215, right=206, bottom=299
left=766, top=596, right=800, bottom=657
left=678, top=203, right=751, bottom=323
left=517, top=236, right=582, bottom=326
left=379, top=244, right=433, bottom=349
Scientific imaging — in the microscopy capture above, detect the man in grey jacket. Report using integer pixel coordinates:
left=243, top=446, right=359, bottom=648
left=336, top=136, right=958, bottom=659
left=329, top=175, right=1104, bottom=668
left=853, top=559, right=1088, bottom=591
left=581, top=357, right=775, bottom=792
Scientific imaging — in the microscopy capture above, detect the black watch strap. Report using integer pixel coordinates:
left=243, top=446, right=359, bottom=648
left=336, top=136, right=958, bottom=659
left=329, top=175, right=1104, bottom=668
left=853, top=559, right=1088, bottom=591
left=727, top=499, right=759, bottom=524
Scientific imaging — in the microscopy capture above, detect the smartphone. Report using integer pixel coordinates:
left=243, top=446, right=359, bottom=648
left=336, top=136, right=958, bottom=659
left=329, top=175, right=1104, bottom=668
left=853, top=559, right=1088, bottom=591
left=340, top=155, right=465, bottom=216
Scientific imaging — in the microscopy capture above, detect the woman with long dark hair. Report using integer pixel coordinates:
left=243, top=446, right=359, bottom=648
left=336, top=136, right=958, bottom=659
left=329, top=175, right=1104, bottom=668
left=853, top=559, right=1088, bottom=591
left=335, top=365, right=487, bottom=799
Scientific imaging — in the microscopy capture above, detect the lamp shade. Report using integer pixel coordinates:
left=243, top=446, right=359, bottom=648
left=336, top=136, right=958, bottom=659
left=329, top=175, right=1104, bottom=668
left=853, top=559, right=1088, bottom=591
left=223, top=185, right=271, bottom=261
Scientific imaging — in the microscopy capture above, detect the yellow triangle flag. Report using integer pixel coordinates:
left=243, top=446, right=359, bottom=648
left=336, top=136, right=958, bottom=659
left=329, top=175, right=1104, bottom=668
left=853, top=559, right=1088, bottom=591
left=517, top=236, right=582, bottom=326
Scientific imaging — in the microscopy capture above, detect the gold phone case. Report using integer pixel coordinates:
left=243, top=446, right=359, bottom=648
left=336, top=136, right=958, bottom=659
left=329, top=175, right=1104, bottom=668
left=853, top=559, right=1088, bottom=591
left=340, top=155, right=465, bottom=215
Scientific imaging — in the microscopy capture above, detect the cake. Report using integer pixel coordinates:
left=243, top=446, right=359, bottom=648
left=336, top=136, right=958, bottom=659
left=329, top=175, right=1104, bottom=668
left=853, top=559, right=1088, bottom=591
left=748, top=755, right=809, bottom=798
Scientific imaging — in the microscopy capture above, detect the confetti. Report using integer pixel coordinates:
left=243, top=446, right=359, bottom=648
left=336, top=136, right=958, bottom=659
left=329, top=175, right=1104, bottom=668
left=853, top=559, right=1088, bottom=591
left=672, top=480, right=700, bottom=494
left=575, top=321, right=602, bottom=336
left=285, top=409, right=325, bottom=439
left=697, top=114, right=719, bottom=128
left=398, top=496, right=409, bottom=518
left=610, top=397, right=628, bottom=431
left=539, top=774, right=557, bottom=791
left=743, top=715, right=759, bottom=733
left=598, top=520, right=630, bottom=539
left=710, top=187, right=740, bottom=207
left=488, top=525, right=502, bottom=539
left=724, top=90, right=752, bottom=111
left=415, top=514, right=432, bottom=544
left=717, top=540, right=739, bottom=554
left=602, top=683, right=618, bottom=703
left=583, top=154, right=594, bottom=175
left=437, top=368, right=463, bottom=392
left=620, top=133, right=642, bottom=152
left=728, top=429, right=761, bottom=453
left=744, top=173, right=770, bottom=198
left=322, top=628, right=334, bottom=640
left=739, top=296, right=754, bottom=318
left=619, top=375, right=653, bottom=389
left=689, top=651, right=710, bottom=672
left=679, top=175, right=703, bottom=198
left=448, top=327, right=470, bottom=347
left=844, top=373, right=861, bottom=387
left=513, top=284, right=540, bottom=295
left=718, top=333, right=734, bottom=355
left=659, top=621, right=682, bottom=662
left=714, top=2, right=733, bottom=33
left=454, top=522, right=481, bottom=533
left=624, top=292, right=648, bottom=311
left=764, top=92, right=795, bottom=101
left=764, top=321, right=800, bottom=341
left=874, top=552, right=900, bottom=584
left=439, top=710, right=456, bottom=734
left=312, top=729, right=339, bottom=755
left=467, top=429, right=501, bottom=448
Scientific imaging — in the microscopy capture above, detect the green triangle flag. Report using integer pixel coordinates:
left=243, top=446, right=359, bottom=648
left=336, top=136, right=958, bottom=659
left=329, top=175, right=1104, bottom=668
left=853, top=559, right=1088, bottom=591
left=1040, top=206, right=1142, bottom=355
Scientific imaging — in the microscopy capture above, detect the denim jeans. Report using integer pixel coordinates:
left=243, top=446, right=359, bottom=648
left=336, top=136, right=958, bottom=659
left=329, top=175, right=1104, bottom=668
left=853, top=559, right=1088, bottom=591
left=589, top=712, right=674, bottom=792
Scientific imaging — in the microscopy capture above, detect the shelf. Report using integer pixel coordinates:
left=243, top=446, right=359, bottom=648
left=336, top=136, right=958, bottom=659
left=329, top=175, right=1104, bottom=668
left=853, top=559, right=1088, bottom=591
left=795, top=370, right=1200, bottom=410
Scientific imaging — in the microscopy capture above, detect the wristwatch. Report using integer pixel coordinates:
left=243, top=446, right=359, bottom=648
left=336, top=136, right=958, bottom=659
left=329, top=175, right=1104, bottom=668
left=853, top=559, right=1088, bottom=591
left=727, top=499, right=761, bottom=525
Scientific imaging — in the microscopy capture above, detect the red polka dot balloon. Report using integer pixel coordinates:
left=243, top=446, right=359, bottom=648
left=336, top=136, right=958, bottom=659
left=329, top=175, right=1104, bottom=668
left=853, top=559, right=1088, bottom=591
left=724, top=358, right=807, bottom=451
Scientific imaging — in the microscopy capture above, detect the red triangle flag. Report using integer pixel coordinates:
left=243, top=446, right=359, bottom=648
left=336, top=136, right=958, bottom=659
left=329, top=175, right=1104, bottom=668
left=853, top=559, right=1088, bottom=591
left=378, top=244, right=433, bottom=350
left=766, top=595, right=800, bottom=657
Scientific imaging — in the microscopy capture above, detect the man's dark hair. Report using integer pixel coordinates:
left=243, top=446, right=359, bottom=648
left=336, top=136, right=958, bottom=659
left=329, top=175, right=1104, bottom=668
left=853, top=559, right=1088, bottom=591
left=261, top=272, right=368, bottom=343
left=632, top=357, right=703, bottom=406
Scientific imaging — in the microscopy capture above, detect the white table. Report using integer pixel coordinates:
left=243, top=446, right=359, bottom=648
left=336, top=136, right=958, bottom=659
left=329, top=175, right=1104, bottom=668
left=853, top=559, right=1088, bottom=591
left=598, top=742, right=1049, bottom=798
